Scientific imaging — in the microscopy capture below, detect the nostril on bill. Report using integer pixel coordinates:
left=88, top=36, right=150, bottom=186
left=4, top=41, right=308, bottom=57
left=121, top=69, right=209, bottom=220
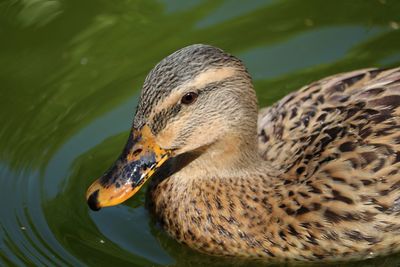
left=87, top=189, right=101, bottom=211
left=132, top=148, right=143, bottom=157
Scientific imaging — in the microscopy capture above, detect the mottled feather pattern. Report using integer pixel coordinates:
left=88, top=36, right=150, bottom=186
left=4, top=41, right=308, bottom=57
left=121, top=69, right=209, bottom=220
left=148, top=67, right=400, bottom=262
left=255, top=68, right=400, bottom=260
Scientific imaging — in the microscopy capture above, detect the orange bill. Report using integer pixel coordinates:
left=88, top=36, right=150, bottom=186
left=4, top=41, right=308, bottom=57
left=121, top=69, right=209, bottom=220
left=86, top=125, right=171, bottom=211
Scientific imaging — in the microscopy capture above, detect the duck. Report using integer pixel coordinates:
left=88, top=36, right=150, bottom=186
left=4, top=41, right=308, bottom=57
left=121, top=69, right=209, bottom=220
left=86, top=44, right=400, bottom=262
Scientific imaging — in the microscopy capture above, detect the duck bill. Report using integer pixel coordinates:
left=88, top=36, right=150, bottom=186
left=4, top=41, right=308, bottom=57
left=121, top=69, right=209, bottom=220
left=86, top=126, right=171, bottom=211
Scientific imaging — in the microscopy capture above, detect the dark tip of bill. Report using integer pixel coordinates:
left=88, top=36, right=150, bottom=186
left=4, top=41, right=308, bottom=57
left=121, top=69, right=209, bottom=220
left=87, top=190, right=101, bottom=211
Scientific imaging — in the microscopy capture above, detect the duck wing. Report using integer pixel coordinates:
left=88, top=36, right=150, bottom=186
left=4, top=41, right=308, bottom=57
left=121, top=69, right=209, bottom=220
left=257, top=68, right=400, bottom=258
left=258, top=68, right=400, bottom=177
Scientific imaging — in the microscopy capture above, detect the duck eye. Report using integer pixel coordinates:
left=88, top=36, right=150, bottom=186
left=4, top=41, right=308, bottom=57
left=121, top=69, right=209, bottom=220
left=181, top=92, right=198, bottom=105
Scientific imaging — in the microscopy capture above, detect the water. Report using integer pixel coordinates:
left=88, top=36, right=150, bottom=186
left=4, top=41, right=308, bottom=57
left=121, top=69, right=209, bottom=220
left=1, top=0, right=400, bottom=266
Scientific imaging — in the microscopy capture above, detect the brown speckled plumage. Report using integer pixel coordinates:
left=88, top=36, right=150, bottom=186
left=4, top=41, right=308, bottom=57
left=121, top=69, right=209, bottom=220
left=148, top=66, right=400, bottom=261
left=145, top=51, right=400, bottom=261
left=92, top=44, right=400, bottom=262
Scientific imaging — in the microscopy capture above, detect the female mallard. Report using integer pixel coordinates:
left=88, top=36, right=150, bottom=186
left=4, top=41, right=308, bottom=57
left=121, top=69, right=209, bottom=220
left=86, top=44, right=400, bottom=261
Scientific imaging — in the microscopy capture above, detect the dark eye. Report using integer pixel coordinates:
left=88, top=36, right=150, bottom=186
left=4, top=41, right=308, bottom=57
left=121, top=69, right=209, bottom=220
left=181, top=92, right=198, bottom=105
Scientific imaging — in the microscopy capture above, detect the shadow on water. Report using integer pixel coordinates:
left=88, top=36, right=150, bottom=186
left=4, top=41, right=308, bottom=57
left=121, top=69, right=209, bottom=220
left=0, top=0, right=400, bottom=266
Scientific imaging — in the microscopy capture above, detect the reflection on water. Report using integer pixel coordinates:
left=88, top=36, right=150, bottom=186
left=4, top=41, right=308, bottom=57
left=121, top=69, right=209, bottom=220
left=0, top=0, right=399, bottom=266
left=195, top=0, right=272, bottom=28
left=17, top=0, right=63, bottom=27
left=240, top=26, right=385, bottom=80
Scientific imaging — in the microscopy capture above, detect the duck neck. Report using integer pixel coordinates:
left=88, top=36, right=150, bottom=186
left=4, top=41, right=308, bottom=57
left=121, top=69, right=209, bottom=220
left=178, top=132, right=270, bottom=179
left=148, top=132, right=283, bottom=258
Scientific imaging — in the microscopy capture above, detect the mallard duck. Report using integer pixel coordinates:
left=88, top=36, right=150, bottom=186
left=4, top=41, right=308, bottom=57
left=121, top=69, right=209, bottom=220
left=86, top=44, right=400, bottom=262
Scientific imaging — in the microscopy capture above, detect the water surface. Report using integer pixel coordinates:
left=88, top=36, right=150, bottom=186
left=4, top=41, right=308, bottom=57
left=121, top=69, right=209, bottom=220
left=1, top=0, right=400, bottom=266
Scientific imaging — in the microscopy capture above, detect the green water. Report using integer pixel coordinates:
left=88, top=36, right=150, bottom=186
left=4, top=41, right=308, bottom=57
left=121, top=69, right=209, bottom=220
left=1, top=0, right=400, bottom=266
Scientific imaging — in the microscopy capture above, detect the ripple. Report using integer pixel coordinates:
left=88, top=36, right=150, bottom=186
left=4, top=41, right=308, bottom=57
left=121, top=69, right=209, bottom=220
left=0, top=164, right=81, bottom=266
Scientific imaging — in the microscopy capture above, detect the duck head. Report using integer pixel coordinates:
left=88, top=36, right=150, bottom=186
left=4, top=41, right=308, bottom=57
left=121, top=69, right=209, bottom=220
left=86, top=44, right=259, bottom=211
